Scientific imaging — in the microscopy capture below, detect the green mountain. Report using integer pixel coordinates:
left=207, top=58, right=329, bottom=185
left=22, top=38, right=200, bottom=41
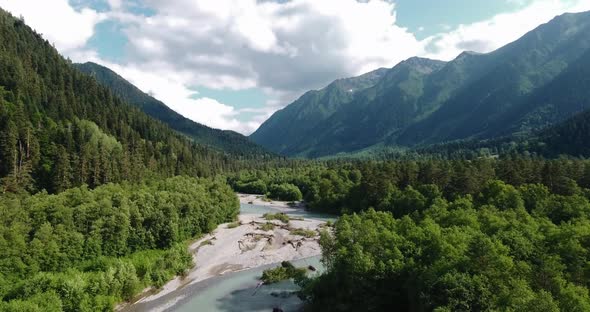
left=250, top=67, right=390, bottom=154
left=0, top=9, right=248, bottom=194
left=251, top=11, right=590, bottom=158
left=75, top=62, right=271, bottom=157
left=537, top=109, right=590, bottom=157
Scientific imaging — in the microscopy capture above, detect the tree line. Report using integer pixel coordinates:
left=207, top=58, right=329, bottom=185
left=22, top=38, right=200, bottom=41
left=229, top=156, right=590, bottom=213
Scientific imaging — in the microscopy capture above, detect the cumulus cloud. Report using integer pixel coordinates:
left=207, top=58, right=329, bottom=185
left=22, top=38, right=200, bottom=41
left=423, top=0, right=590, bottom=60
left=96, top=0, right=423, bottom=133
left=72, top=52, right=255, bottom=133
left=116, top=0, right=420, bottom=93
left=0, top=0, right=102, bottom=53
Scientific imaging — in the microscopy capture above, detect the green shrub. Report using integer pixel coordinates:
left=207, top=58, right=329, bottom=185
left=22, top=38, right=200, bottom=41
left=260, top=222, right=276, bottom=231
left=290, top=228, right=316, bottom=238
left=227, top=221, right=241, bottom=229
left=235, top=180, right=268, bottom=194
left=263, top=213, right=290, bottom=223
left=261, top=261, right=307, bottom=284
left=267, top=183, right=303, bottom=201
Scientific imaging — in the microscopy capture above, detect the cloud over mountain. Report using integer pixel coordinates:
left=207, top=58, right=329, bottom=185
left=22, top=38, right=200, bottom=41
left=3, top=0, right=590, bottom=134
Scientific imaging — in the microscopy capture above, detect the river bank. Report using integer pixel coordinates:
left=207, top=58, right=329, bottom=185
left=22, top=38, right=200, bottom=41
left=120, top=194, right=326, bottom=311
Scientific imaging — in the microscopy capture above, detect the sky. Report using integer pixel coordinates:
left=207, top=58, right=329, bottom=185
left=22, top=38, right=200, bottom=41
left=1, top=0, right=590, bottom=135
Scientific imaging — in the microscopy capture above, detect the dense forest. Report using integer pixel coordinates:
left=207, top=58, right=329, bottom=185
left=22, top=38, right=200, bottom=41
left=230, top=157, right=590, bottom=213
left=231, top=158, right=590, bottom=310
left=0, top=176, right=238, bottom=311
left=0, top=9, right=239, bottom=311
left=303, top=192, right=590, bottom=311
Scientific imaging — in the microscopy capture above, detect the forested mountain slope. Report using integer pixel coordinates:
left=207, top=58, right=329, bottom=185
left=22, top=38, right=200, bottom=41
left=0, top=9, right=245, bottom=311
left=537, top=110, right=590, bottom=157
left=251, top=11, right=590, bottom=158
left=398, top=11, right=590, bottom=145
left=410, top=105, right=590, bottom=159
left=249, top=67, right=391, bottom=155
left=76, top=62, right=271, bottom=157
left=0, top=9, right=255, bottom=194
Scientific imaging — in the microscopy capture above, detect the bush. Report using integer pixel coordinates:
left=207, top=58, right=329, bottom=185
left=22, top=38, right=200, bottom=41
left=290, top=228, right=316, bottom=238
left=263, top=213, right=290, bottom=223
left=261, top=261, right=307, bottom=284
left=267, top=183, right=303, bottom=201
left=227, top=221, right=241, bottom=229
left=260, top=222, right=276, bottom=231
left=235, top=180, right=268, bottom=194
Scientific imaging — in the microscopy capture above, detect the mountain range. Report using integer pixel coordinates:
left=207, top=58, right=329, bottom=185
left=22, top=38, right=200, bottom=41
left=250, top=11, right=590, bottom=158
left=76, top=62, right=271, bottom=157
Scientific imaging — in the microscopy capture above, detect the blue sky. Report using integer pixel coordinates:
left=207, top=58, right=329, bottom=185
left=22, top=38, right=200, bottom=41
left=2, top=0, right=589, bottom=134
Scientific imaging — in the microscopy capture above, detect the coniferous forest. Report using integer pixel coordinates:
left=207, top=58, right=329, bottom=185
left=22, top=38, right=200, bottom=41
left=3, top=5, right=590, bottom=312
left=0, top=9, right=280, bottom=195
left=0, top=9, right=237, bottom=311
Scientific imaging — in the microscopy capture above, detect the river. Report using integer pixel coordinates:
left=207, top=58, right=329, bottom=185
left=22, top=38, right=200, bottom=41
left=122, top=201, right=333, bottom=312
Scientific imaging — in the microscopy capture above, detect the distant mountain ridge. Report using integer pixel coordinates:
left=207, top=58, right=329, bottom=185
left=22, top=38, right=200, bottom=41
left=250, top=11, right=590, bottom=158
left=249, top=67, right=390, bottom=154
left=76, top=62, right=272, bottom=157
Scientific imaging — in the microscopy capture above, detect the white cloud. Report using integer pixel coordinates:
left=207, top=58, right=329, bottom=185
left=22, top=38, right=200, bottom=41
left=0, top=0, right=102, bottom=53
left=118, top=0, right=421, bottom=94
left=423, top=0, right=590, bottom=60
left=107, top=0, right=122, bottom=10
left=73, top=53, right=256, bottom=134
left=86, top=0, right=424, bottom=133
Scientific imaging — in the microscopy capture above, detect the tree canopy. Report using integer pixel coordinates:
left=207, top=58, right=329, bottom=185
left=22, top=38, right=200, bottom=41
left=0, top=176, right=238, bottom=311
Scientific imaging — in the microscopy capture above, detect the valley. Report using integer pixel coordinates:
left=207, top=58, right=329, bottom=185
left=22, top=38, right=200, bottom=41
left=3, top=3, right=590, bottom=312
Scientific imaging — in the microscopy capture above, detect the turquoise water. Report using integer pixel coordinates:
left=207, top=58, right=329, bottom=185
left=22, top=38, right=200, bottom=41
left=123, top=203, right=333, bottom=312
left=239, top=203, right=283, bottom=215
left=176, top=256, right=323, bottom=312
left=240, top=203, right=337, bottom=222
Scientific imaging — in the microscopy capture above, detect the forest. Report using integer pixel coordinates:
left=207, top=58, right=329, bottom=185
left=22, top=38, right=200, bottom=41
left=0, top=176, right=238, bottom=311
left=0, top=10, right=243, bottom=311
left=230, top=158, right=590, bottom=310
left=300, top=181, right=590, bottom=311
left=229, top=157, right=590, bottom=214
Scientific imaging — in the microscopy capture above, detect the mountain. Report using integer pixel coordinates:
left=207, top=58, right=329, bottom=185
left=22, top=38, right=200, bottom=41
left=0, top=9, right=246, bottom=194
left=250, top=67, right=391, bottom=155
left=536, top=109, right=590, bottom=157
left=75, top=62, right=271, bottom=157
left=251, top=11, right=590, bottom=158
